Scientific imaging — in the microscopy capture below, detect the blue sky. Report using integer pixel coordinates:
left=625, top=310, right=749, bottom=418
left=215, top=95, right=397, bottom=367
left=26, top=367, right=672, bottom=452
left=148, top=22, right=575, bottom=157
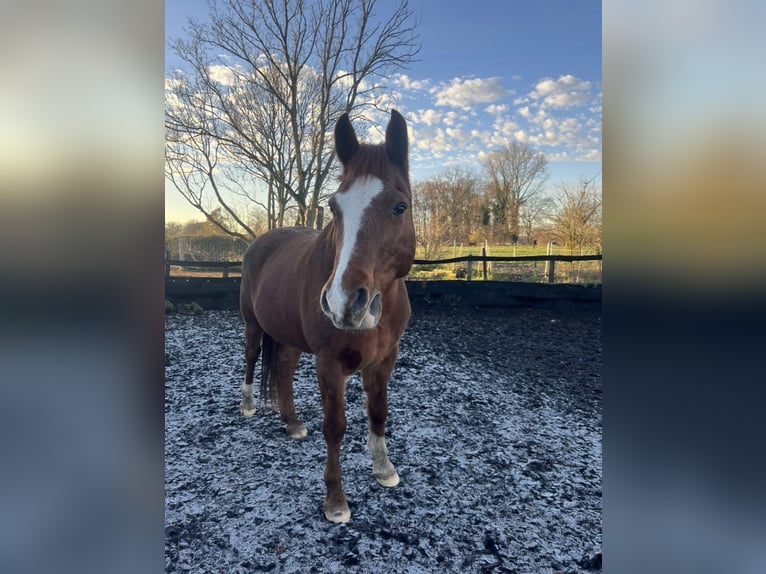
left=165, top=0, right=602, bottom=223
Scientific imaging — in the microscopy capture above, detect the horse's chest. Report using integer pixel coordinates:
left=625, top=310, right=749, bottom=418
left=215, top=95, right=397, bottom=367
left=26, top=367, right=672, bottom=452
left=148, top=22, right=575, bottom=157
left=337, top=347, right=364, bottom=373
left=333, top=333, right=392, bottom=375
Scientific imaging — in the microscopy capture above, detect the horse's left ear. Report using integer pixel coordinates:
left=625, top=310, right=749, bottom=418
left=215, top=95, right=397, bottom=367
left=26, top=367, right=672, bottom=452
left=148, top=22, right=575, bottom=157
left=335, top=112, right=359, bottom=166
left=385, top=109, right=408, bottom=168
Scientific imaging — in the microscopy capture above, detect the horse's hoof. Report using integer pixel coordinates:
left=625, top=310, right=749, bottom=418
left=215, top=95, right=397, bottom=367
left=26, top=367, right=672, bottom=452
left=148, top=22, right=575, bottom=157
left=286, top=422, right=307, bottom=439
left=374, top=470, right=400, bottom=488
left=374, top=469, right=400, bottom=487
left=240, top=405, right=256, bottom=417
left=323, top=502, right=351, bottom=524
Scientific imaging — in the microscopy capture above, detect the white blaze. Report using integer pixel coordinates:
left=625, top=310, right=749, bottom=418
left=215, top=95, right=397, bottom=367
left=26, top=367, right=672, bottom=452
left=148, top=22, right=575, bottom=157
left=325, top=176, right=384, bottom=318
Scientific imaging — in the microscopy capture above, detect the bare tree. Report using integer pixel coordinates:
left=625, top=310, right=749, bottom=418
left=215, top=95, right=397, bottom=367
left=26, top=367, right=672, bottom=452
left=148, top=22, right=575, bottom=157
left=412, top=180, right=450, bottom=259
left=411, top=168, right=482, bottom=255
left=481, top=142, right=548, bottom=244
left=551, top=175, right=602, bottom=253
left=519, top=193, right=555, bottom=244
left=166, top=0, right=420, bottom=237
left=164, top=96, right=257, bottom=242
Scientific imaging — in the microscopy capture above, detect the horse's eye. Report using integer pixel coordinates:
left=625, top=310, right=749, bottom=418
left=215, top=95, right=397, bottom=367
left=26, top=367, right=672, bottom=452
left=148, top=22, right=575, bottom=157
left=392, top=202, right=407, bottom=216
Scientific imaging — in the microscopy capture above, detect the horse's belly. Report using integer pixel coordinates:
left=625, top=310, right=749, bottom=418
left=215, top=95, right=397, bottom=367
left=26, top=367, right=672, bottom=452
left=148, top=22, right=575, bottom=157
left=248, top=261, right=314, bottom=352
left=252, top=294, right=312, bottom=353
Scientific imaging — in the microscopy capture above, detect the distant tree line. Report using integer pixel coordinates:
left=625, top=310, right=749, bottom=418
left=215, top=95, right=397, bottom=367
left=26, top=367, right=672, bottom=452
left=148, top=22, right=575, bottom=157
left=167, top=144, right=602, bottom=261
left=165, top=209, right=250, bottom=261
left=413, top=142, right=601, bottom=258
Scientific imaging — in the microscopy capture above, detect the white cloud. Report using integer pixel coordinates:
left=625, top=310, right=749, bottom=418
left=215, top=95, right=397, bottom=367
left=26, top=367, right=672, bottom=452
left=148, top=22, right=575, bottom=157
left=165, top=77, right=183, bottom=90
left=366, top=89, right=402, bottom=118
left=493, top=118, right=519, bottom=139
left=485, top=104, right=508, bottom=115
left=543, top=92, right=591, bottom=108
left=165, top=78, right=186, bottom=110
left=394, top=74, right=430, bottom=91
left=445, top=127, right=469, bottom=145
left=560, top=118, right=580, bottom=132
left=583, top=149, right=601, bottom=160
left=534, top=79, right=559, bottom=96
left=529, top=129, right=562, bottom=147
left=530, top=74, right=592, bottom=109
left=533, top=74, right=591, bottom=96
left=414, top=109, right=440, bottom=126
left=443, top=111, right=461, bottom=126
left=413, top=123, right=487, bottom=158
left=545, top=151, right=571, bottom=162
left=334, top=69, right=355, bottom=90
left=434, top=77, right=512, bottom=108
left=349, top=71, right=600, bottom=175
left=414, top=126, right=448, bottom=155
left=208, top=64, right=237, bottom=86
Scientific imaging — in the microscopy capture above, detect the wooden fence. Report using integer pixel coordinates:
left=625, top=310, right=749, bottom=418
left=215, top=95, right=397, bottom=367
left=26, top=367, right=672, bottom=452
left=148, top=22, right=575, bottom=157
left=165, top=253, right=601, bottom=284
left=165, top=275, right=601, bottom=311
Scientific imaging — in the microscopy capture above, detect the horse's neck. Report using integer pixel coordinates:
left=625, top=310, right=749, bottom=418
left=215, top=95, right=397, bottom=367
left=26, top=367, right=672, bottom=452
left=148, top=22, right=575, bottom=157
left=309, top=222, right=337, bottom=275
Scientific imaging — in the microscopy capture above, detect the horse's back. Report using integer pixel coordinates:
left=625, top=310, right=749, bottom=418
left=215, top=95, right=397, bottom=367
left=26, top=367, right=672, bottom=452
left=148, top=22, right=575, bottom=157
left=240, top=227, right=320, bottom=347
left=243, top=227, right=318, bottom=269
left=241, top=226, right=318, bottom=298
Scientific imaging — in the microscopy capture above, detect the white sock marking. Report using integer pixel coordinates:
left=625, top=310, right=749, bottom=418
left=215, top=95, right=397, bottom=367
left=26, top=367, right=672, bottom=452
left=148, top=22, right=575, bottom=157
left=368, top=431, right=391, bottom=469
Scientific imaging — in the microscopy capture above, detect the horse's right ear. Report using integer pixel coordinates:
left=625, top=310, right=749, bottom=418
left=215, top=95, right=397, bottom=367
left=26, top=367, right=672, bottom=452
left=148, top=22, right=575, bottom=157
left=385, top=109, right=408, bottom=168
left=335, top=113, right=359, bottom=166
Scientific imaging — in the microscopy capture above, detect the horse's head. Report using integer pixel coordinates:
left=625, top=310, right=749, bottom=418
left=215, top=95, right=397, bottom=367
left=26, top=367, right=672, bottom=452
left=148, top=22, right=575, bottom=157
left=320, top=109, right=415, bottom=330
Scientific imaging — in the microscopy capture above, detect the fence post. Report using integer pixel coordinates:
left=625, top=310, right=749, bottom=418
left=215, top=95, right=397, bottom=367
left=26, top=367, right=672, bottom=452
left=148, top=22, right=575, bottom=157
left=547, top=258, right=556, bottom=283
left=481, top=247, right=487, bottom=280
left=467, top=254, right=473, bottom=281
left=165, top=249, right=171, bottom=278
left=223, top=265, right=229, bottom=279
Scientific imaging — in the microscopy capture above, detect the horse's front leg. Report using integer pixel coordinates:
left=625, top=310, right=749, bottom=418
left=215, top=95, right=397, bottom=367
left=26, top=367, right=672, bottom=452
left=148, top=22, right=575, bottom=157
left=316, top=356, right=350, bottom=523
left=362, top=344, right=400, bottom=488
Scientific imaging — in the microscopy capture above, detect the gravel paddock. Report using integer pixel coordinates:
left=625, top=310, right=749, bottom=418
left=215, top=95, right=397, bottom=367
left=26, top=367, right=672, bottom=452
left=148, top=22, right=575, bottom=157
left=165, top=304, right=601, bottom=573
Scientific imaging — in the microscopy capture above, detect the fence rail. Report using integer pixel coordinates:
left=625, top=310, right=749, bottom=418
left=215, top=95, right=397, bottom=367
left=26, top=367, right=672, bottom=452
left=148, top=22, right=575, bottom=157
left=166, top=253, right=602, bottom=284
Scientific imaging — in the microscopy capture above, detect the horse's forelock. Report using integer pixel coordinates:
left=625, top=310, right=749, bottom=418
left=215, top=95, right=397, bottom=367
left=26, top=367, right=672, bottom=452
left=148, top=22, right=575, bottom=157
left=339, top=144, right=409, bottom=195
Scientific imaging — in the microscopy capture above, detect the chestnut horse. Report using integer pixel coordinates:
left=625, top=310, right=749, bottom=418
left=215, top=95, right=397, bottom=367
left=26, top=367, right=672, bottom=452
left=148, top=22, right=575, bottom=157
left=239, top=110, right=415, bottom=523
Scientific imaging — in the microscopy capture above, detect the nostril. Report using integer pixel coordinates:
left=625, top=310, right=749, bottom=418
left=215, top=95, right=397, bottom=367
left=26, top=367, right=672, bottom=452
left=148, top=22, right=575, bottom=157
left=351, top=287, right=369, bottom=318
left=320, top=289, right=331, bottom=315
left=368, top=292, right=381, bottom=318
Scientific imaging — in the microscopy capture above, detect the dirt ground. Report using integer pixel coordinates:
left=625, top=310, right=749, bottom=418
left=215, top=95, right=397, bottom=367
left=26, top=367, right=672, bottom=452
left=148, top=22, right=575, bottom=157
left=165, top=304, right=601, bottom=573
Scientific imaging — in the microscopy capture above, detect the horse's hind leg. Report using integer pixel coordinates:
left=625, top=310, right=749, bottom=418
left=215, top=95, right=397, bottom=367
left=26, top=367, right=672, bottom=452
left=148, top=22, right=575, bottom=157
left=240, top=320, right=262, bottom=416
left=361, top=345, right=400, bottom=487
left=276, top=345, right=307, bottom=439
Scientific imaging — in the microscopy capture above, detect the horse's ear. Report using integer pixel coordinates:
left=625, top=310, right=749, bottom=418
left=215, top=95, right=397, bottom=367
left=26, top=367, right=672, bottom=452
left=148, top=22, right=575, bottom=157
left=385, top=109, right=408, bottom=168
left=335, top=113, right=359, bottom=166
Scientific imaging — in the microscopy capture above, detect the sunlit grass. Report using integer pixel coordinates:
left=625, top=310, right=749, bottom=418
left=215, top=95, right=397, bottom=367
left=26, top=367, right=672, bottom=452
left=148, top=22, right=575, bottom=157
left=165, top=244, right=602, bottom=285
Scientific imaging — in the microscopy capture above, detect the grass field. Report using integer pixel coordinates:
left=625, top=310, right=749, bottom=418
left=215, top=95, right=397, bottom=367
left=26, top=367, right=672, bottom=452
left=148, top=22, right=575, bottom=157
left=410, top=243, right=602, bottom=284
left=415, top=242, right=600, bottom=259
left=167, top=243, right=602, bottom=285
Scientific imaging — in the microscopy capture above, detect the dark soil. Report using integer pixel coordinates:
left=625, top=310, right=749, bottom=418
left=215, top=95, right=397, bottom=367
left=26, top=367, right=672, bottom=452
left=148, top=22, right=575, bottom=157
left=165, top=305, right=601, bottom=573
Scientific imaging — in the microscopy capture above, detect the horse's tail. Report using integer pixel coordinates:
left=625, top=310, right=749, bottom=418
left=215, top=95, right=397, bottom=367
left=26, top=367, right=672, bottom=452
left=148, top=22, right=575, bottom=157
left=259, top=332, right=280, bottom=409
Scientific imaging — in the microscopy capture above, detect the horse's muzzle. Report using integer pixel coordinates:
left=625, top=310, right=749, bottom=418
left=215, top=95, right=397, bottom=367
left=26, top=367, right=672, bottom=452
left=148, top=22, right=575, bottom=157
left=321, top=286, right=381, bottom=330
